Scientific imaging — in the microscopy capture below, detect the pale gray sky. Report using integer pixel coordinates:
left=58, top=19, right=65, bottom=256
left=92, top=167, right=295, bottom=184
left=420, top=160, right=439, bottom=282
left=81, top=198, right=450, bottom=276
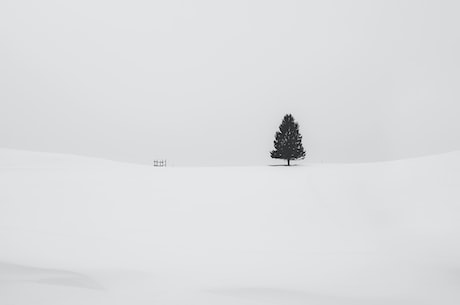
left=1, top=0, right=459, bottom=166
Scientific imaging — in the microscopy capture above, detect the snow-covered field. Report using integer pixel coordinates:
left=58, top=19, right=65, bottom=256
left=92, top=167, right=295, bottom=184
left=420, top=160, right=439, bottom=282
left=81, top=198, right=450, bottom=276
left=1, top=149, right=459, bottom=305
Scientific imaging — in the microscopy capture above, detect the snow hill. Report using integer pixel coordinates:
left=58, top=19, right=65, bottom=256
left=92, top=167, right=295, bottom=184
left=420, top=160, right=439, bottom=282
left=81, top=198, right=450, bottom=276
left=0, top=149, right=459, bottom=305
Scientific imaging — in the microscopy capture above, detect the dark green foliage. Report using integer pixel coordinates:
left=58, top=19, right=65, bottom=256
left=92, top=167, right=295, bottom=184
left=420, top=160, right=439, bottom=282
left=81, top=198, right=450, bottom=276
left=270, top=114, right=306, bottom=166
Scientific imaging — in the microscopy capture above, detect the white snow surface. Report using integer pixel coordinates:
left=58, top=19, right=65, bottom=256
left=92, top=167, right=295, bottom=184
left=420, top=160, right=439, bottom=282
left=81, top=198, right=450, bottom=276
left=1, top=149, right=459, bottom=305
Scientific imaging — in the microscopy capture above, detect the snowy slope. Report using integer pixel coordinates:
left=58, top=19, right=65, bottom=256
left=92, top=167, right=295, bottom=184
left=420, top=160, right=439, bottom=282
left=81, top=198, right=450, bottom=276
left=0, top=149, right=459, bottom=305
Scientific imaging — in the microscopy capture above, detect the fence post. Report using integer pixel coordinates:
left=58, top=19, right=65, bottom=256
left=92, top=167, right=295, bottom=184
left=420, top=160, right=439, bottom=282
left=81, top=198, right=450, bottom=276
left=154, top=160, right=167, bottom=167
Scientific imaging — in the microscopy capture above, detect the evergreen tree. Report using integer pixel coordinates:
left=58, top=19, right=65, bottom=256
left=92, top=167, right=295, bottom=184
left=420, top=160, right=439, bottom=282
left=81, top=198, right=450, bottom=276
left=270, top=114, right=306, bottom=166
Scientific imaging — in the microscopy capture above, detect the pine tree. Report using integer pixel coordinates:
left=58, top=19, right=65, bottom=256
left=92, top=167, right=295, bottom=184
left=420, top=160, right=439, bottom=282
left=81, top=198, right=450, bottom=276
left=270, top=114, right=306, bottom=166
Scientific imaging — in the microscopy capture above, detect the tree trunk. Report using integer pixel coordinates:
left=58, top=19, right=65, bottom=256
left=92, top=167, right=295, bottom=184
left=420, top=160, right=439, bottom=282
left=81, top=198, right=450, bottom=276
left=287, top=159, right=290, bottom=166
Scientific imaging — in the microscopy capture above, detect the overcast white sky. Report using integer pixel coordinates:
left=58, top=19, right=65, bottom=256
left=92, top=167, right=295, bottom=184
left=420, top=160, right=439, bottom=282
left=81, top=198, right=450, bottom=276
left=1, top=0, right=459, bottom=166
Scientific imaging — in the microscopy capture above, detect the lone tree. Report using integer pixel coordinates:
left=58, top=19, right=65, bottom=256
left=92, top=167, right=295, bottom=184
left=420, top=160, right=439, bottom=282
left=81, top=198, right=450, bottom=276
left=270, top=114, right=306, bottom=166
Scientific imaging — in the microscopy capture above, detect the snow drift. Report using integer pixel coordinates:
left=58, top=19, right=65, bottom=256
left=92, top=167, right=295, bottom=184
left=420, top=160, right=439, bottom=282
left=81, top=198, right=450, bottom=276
left=0, top=149, right=459, bottom=305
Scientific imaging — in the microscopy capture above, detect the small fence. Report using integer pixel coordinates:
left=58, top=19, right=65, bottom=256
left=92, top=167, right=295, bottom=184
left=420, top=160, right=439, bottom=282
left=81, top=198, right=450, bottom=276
left=153, top=160, right=167, bottom=167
